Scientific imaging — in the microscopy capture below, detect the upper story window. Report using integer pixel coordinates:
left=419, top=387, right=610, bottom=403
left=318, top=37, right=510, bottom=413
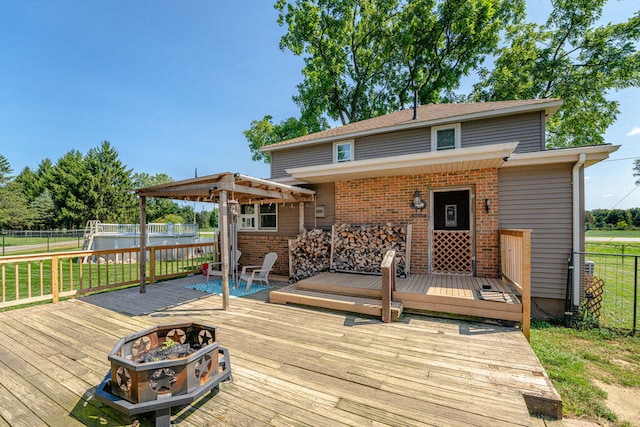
left=239, top=203, right=278, bottom=231
left=431, top=123, right=461, bottom=151
left=333, top=140, right=354, bottom=163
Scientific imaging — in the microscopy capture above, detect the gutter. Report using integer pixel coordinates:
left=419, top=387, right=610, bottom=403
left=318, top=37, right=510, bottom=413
left=572, top=153, right=586, bottom=307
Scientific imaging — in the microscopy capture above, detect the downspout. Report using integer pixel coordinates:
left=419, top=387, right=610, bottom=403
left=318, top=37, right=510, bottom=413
left=572, top=153, right=586, bottom=307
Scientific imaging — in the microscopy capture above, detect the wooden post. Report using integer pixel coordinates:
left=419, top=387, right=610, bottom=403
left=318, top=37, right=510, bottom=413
left=329, top=224, right=336, bottom=271
left=299, top=202, right=305, bottom=233
left=149, top=249, right=156, bottom=284
left=381, top=250, right=396, bottom=323
left=220, top=190, right=230, bottom=310
left=51, top=255, right=59, bottom=303
left=288, top=239, right=294, bottom=279
left=139, top=196, right=147, bottom=293
left=405, top=224, right=413, bottom=277
left=521, top=229, right=532, bottom=341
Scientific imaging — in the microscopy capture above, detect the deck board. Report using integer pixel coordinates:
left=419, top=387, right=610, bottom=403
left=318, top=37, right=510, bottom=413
left=292, top=272, right=522, bottom=321
left=0, top=275, right=559, bottom=426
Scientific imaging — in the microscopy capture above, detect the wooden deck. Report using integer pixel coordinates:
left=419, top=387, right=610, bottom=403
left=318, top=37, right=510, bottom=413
left=271, top=272, right=523, bottom=322
left=0, top=275, right=560, bottom=426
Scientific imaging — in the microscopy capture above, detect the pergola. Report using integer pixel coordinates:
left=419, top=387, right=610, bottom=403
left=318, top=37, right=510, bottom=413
left=135, top=172, right=315, bottom=309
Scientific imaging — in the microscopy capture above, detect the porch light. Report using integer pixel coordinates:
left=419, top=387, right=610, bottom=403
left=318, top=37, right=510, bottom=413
left=484, top=198, right=490, bottom=214
left=409, top=189, right=426, bottom=212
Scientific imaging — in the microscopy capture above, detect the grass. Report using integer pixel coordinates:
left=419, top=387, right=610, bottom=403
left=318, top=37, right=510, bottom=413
left=0, top=235, right=82, bottom=247
left=0, top=253, right=212, bottom=309
left=531, top=321, right=640, bottom=425
left=586, top=230, right=640, bottom=238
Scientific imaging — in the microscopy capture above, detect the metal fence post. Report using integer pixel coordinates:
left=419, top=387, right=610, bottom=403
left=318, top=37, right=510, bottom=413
left=634, top=256, right=638, bottom=335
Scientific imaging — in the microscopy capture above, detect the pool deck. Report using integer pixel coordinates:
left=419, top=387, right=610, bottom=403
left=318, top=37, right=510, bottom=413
left=0, top=274, right=560, bottom=426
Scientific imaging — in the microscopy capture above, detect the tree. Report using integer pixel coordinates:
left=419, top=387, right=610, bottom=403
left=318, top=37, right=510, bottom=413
left=605, top=209, right=631, bottom=228
left=85, top=141, right=137, bottom=223
left=0, top=154, right=13, bottom=186
left=247, top=0, right=523, bottom=161
left=386, top=0, right=523, bottom=107
left=16, top=159, right=54, bottom=203
left=48, top=150, right=91, bottom=228
left=132, top=172, right=182, bottom=222
left=245, top=115, right=327, bottom=162
left=474, top=0, right=640, bottom=147
left=30, top=189, right=56, bottom=229
left=0, top=182, right=33, bottom=229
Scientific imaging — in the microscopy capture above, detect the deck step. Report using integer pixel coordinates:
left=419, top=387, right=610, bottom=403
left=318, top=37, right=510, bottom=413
left=270, top=284, right=403, bottom=321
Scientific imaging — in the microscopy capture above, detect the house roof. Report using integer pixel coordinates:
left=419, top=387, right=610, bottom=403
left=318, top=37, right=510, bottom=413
left=135, top=172, right=315, bottom=204
left=261, top=99, right=563, bottom=153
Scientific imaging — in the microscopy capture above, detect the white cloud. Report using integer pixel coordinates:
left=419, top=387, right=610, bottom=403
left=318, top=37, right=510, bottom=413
left=602, top=194, right=612, bottom=198
left=627, top=127, right=640, bottom=137
left=585, top=175, right=589, bottom=180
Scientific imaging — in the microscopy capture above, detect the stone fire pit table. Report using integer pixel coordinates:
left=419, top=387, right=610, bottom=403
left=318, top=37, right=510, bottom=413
left=95, top=322, right=232, bottom=426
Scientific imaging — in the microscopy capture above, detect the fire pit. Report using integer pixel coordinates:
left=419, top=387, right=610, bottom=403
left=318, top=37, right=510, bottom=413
left=95, top=322, right=232, bottom=426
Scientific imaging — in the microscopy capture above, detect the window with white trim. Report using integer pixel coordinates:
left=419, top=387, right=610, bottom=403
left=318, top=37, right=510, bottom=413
left=431, top=123, right=461, bottom=151
left=239, top=203, right=278, bottom=231
left=333, top=140, right=354, bottom=163
left=239, top=205, right=256, bottom=230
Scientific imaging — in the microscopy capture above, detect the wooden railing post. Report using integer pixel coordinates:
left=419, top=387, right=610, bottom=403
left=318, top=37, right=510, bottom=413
left=521, top=230, right=531, bottom=341
left=381, top=250, right=396, bottom=323
left=51, top=255, right=59, bottom=303
left=149, top=248, right=156, bottom=284
left=499, top=229, right=532, bottom=341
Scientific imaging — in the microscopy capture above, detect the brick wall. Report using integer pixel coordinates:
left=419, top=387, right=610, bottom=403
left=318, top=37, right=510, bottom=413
left=335, top=169, right=499, bottom=277
left=237, top=234, right=291, bottom=277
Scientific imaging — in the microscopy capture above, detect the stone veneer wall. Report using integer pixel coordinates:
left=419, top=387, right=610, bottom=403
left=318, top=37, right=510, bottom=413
left=334, top=169, right=499, bottom=277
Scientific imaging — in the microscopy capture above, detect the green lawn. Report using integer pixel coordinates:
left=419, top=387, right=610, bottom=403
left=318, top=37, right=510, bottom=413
left=0, top=253, right=212, bottom=309
left=586, top=230, right=640, bottom=238
left=531, top=322, right=640, bottom=426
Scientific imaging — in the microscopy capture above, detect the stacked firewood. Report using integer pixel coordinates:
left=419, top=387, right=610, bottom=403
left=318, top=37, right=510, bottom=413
left=332, top=223, right=406, bottom=275
left=289, top=228, right=332, bottom=282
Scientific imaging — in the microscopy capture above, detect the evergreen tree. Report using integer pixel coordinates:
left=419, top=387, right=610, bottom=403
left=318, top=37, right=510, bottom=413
left=48, top=150, right=91, bottom=228
left=0, top=154, right=14, bottom=186
left=30, top=189, right=56, bottom=229
left=85, top=141, right=137, bottom=223
left=0, top=182, right=33, bottom=229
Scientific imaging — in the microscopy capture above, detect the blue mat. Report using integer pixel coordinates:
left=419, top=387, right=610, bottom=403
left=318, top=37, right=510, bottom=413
left=186, top=279, right=271, bottom=298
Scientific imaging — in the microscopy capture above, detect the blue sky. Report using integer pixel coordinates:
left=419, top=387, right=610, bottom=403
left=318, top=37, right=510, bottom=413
left=0, top=1, right=638, bottom=211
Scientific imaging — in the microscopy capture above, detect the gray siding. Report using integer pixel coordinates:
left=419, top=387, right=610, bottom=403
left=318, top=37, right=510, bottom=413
left=355, top=128, right=429, bottom=160
left=462, top=112, right=544, bottom=153
left=498, top=164, right=573, bottom=301
left=244, top=183, right=335, bottom=237
left=270, top=112, right=546, bottom=179
left=304, top=182, right=335, bottom=230
left=271, top=143, right=332, bottom=179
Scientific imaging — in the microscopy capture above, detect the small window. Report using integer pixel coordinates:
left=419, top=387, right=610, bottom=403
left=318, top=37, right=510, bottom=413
left=239, top=205, right=256, bottom=230
left=431, top=124, right=461, bottom=151
left=334, top=140, right=354, bottom=163
left=259, top=204, right=277, bottom=230
left=238, top=203, right=278, bottom=231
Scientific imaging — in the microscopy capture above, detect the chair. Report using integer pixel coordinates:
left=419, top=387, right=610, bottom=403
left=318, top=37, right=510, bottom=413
left=239, top=252, right=277, bottom=292
left=206, top=250, right=242, bottom=280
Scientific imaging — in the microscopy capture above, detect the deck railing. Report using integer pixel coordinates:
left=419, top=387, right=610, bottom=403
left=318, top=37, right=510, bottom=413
left=94, top=223, right=199, bottom=235
left=499, top=229, right=532, bottom=340
left=0, top=242, right=215, bottom=309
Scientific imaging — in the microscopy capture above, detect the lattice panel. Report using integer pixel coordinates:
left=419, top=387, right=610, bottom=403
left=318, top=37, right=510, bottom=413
left=581, top=274, right=605, bottom=319
left=431, top=230, right=472, bottom=275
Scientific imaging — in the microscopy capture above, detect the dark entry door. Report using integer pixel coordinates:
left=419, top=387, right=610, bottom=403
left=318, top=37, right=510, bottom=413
left=430, top=189, right=473, bottom=275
